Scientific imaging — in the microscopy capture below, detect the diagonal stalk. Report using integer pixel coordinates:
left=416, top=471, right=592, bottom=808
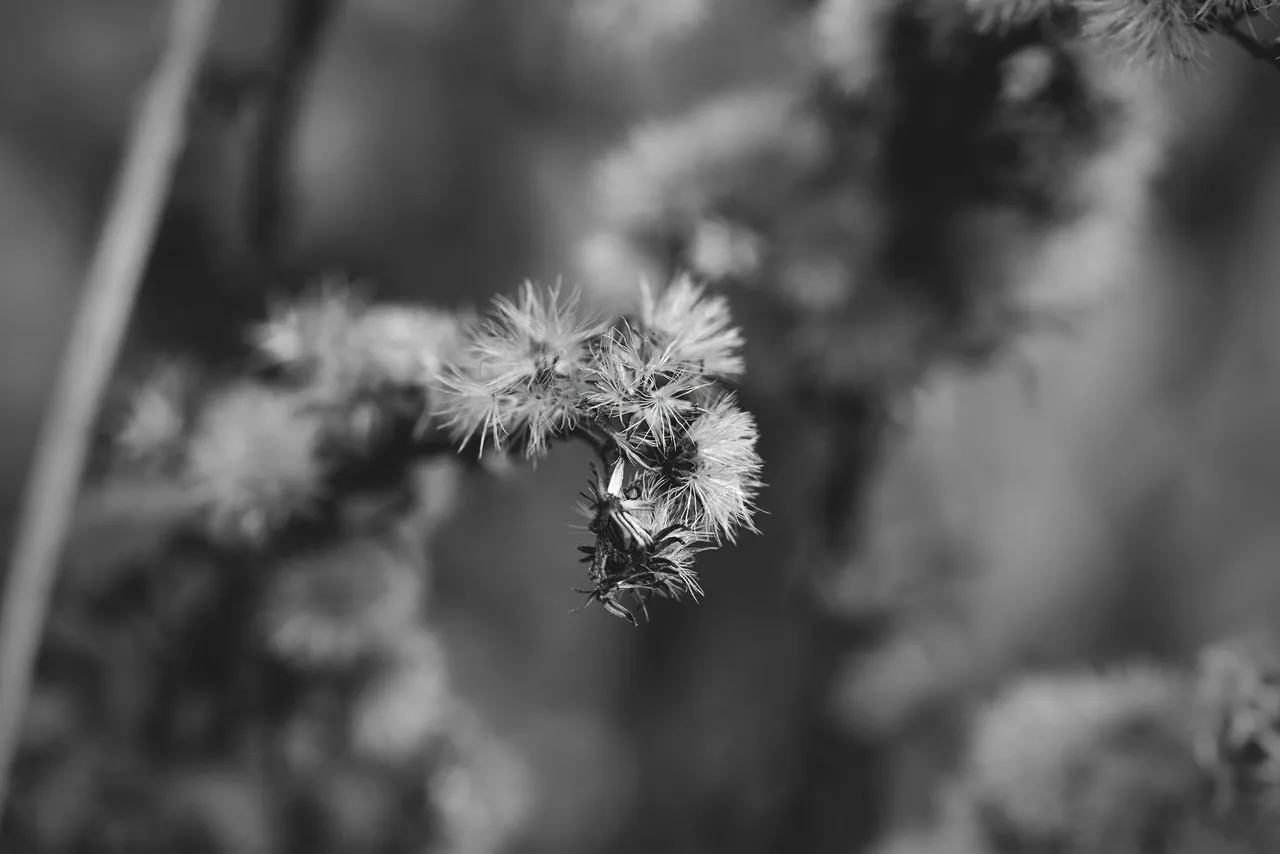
left=0, top=0, right=219, bottom=821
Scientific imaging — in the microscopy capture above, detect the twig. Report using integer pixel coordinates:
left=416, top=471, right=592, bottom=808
left=0, top=0, right=219, bottom=820
left=1209, top=7, right=1280, bottom=71
left=1218, top=22, right=1280, bottom=68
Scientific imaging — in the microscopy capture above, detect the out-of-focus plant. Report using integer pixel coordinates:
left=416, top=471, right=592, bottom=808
left=969, top=1, right=1280, bottom=67
left=866, top=631, right=1280, bottom=853
left=2, top=269, right=761, bottom=851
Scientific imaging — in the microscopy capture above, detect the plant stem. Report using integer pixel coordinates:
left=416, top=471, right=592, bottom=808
left=0, top=0, right=219, bottom=821
left=570, top=423, right=612, bottom=462
left=1213, top=10, right=1280, bottom=71
left=1219, top=23, right=1280, bottom=67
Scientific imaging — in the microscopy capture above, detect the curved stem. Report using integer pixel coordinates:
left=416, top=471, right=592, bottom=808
left=1213, top=10, right=1280, bottom=71
left=0, top=0, right=219, bottom=821
left=569, top=422, right=617, bottom=466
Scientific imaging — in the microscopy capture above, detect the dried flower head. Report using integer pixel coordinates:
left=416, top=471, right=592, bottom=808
left=583, top=322, right=715, bottom=446
left=651, top=391, right=763, bottom=543
left=574, top=460, right=707, bottom=623
left=437, top=282, right=606, bottom=457
left=635, top=274, right=746, bottom=379
left=436, top=275, right=760, bottom=621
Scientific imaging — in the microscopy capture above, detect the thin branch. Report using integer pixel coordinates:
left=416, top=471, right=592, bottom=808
left=0, top=0, right=219, bottom=820
left=1209, top=6, right=1280, bottom=71
left=570, top=423, right=613, bottom=463
left=1218, top=21, right=1280, bottom=68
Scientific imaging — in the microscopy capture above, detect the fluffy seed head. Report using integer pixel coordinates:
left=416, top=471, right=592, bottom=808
left=437, top=282, right=606, bottom=456
left=659, top=392, right=763, bottom=542
left=636, top=274, right=746, bottom=379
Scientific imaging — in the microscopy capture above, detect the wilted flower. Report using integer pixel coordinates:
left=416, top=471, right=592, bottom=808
left=635, top=274, right=746, bottom=379
left=437, top=282, right=606, bottom=457
left=573, top=460, right=707, bottom=623
left=429, top=274, right=761, bottom=620
left=469, top=281, right=604, bottom=386
left=583, top=325, right=710, bottom=442
left=652, top=391, right=763, bottom=543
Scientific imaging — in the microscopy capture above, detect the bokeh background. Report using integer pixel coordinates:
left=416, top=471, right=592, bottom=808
left=5, top=1, right=1280, bottom=852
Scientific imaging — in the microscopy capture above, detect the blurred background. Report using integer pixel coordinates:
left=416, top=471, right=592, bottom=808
left=5, top=1, right=1280, bottom=852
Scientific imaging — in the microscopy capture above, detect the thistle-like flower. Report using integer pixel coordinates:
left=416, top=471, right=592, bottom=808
left=574, top=461, right=705, bottom=624
left=433, top=275, right=761, bottom=622
left=635, top=274, right=746, bottom=379
left=437, top=281, right=607, bottom=457
left=583, top=324, right=710, bottom=442
left=650, top=391, right=763, bottom=543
